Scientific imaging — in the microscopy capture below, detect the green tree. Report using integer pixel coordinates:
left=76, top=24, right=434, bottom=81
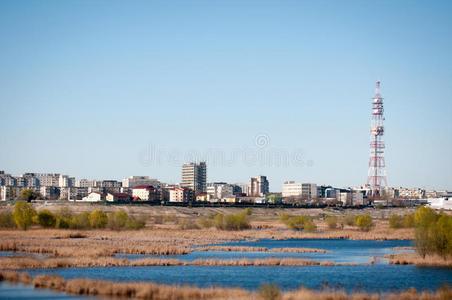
left=355, top=215, right=373, bottom=232
left=89, top=210, right=107, bottom=229
left=70, top=212, right=91, bottom=229
left=37, top=209, right=56, bottom=228
left=414, top=206, right=437, bottom=228
left=13, top=201, right=37, bottom=230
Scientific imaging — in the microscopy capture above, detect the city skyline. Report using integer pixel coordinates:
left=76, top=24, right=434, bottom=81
left=1, top=1, right=451, bottom=191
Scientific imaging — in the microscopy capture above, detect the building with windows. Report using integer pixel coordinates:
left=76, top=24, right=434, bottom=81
left=132, top=185, right=161, bottom=201
left=249, top=176, right=269, bottom=197
left=301, top=183, right=317, bottom=199
left=206, top=182, right=234, bottom=200
left=181, top=162, right=206, bottom=193
left=122, top=176, right=160, bottom=188
left=169, top=187, right=194, bottom=202
left=282, top=181, right=302, bottom=197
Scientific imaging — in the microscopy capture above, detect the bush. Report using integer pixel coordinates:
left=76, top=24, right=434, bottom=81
left=178, top=219, right=200, bottom=230
left=125, top=215, right=146, bottom=230
left=70, top=212, right=91, bottom=230
left=343, top=215, right=356, bottom=226
left=37, top=210, right=56, bottom=228
left=19, top=189, right=41, bottom=201
left=355, top=215, right=373, bottom=232
left=107, top=211, right=129, bottom=231
left=280, top=215, right=316, bottom=232
left=258, top=283, right=281, bottom=300
left=55, top=217, right=70, bottom=229
left=325, top=216, right=338, bottom=229
left=403, top=214, right=415, bottom=228
left=198, top=216, right=214, bottom=228
left=389, top=214, right=403, bottom=229
left=303, top=219, right=317, bottom=232
left=13, top=201, right=37, bottom=230
left=0, top=210, right=16, bottom=228
left=214, top=209, right=251, bottom=230
left=89, top=210, right=107, bottom=229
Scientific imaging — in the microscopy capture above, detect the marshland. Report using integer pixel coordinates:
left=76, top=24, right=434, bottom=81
left=1, top=202, right=452, bottom=299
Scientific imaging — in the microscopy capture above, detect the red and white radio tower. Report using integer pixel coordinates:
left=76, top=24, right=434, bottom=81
left=367, top=80, right=387, bottom=198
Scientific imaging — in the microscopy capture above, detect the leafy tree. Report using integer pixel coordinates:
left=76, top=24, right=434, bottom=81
left=303, top=218, right=317, bottom=232
left=13, top=201, right=37, bottom=230
left=414, top=206, right=437, bottom=228
left=355, top=215, right=373, bottom=232
left=89, top=210, right=107, bottom=229
left=37, top=209, right=56, bottom=228
left=343, top=215, right=356, bottom=226
left=19, top=189, right=41, bottom=201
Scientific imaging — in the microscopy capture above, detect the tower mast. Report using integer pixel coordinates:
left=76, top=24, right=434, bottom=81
left=367, top=80, right=387, bottom=198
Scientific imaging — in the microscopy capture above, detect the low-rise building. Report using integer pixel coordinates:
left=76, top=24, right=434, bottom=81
left=169, top=187, right=194, bottom=202
left=132, top=185, right=161, bottom=201
left=106, top=192, right=132, bottom=202
left=81, top=192, right=105, bottom=202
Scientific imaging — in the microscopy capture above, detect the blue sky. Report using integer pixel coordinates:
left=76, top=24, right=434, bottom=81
left=0, top=0, right=451, bottom=191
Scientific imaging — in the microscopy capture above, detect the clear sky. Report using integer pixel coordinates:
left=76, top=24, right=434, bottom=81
left=0, top=0, right=451, bottom=191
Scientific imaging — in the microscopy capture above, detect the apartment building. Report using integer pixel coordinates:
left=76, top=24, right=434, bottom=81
left=249, top=175, right=269, bottom=197
left=181, top=162, right=206, bottom=193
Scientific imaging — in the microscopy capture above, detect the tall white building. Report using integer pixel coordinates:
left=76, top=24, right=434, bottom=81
left=181, top=162, right=207, bottom=193
left=122, top=176, right=160, bottom=188
left=302, top=183, right=317, bottom=199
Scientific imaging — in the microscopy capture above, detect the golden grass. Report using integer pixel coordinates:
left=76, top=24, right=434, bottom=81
left=386, top=252, right=452, bottom=267
left=1, top=270, right=452, bottom=300
left=0, top=256, right=356, bottom=270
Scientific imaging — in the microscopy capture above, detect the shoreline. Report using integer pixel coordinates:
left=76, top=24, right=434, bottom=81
left=1, top=270, right=452, bottom=300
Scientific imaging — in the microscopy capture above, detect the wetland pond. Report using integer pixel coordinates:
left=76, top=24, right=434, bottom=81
left=4, top=239, right=452, bottom=298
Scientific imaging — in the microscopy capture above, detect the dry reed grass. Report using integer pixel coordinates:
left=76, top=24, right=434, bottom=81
left=386, top=252, right=452, bottom=267
left=0, top=256, right=355, bottom=269
left=2, top=270, right=451, bottom=300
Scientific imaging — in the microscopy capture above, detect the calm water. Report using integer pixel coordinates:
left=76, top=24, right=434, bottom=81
left=0, top=281, right=91, bottom=299
left=4, top=239, right=452, bottom=296
left=116, top=239, right=415, bottom=264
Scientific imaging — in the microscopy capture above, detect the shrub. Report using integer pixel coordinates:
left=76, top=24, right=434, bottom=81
left=89, top=210, right=107, bottom=229
left=178, top=219, right=200, bottom=230
left=343, top=215, right=356, bottom=226
left=13, top=201, right=37, bottom=230
left=0, top=210, right=16, bottom=228
left=303, top=219, right=317, bottom=232
left=70, top=212, right=91, bottom=230
left=37, top=210, right=56, bottom=228
left=355, top=215, right=373, bottom=232
left=325, top=216, right=338, bottom=229
left=258, top=283, right=281, bottom=300
left=214, top=210, right=251, bottom=230
left=19, top=189, right=41, bottom=201
left=389, top=214, right=403, bottom=229
left=107, top=211, right=129, bottom=231
left=125, top=215, right=146, bottom=230
left=403, top=214, right=415, bottom=228
left=414, top=206, right=437, bottom=228
left=55, top=217, right=70, bottom=229
left=198, top=216, right=214, bottom=228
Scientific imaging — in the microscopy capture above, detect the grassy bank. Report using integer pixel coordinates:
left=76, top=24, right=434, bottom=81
left=1, top=270, right=452, bottom=300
